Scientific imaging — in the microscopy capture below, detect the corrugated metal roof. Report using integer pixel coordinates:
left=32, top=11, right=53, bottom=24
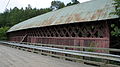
left=8, top=0, right=118, bottom=32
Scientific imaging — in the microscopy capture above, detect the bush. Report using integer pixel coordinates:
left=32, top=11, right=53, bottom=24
left=0, top=27, right=9, bottom=40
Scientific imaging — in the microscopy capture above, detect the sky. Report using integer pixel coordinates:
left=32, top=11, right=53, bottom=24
left=0, top=0, right=91, bottom=13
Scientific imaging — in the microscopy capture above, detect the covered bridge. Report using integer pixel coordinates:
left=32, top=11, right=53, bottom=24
left=7, top=0, right=118, bottom=52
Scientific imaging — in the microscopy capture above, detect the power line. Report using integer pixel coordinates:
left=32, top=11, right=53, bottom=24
left=5, top=0, right=10, bottom=10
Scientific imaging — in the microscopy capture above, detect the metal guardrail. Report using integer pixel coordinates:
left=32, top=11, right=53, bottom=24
left=0, top=41, right=120, bottom=67
left=31, top=43, right=120, bottom=52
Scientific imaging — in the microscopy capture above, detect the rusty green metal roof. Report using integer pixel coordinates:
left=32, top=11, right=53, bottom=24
left=8, top=0, right=118, bottom=32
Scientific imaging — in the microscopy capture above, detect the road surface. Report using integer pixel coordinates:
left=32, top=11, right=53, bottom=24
left=0, top=44, right=94, bottom=67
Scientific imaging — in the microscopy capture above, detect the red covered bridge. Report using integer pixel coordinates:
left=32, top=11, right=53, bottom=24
left=7, top=0, right=118, bottom=52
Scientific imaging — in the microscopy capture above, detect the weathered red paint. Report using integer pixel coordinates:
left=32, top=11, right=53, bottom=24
left=8, top=21, right=110, bottom=53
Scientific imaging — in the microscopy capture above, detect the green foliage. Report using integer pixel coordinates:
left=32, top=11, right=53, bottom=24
left=112, top=0, right=120, bottom=17
left=0, top=4, right=52, bottom=40
left=66, top=0, right=80, bottom=6
left=0, top=27, right=9, bottom=40
left=111, top=0, right=120, bottom=37
left=85, top=42, right=97, bottom=52
left=0, top=5, right=52, bottom=27
left=51, top=1, right=65, bottom=10
left=111, top=24, right=120, bottom=36
left=72, top=0, right=80, bottom=4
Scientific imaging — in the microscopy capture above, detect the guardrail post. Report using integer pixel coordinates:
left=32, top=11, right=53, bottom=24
left=79, top=40, right=84, bottom=63
left=100, top=59, right=109, bottom=67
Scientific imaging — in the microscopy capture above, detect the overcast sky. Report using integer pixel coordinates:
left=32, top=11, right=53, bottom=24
left=0, top=0, right=90, bottom=13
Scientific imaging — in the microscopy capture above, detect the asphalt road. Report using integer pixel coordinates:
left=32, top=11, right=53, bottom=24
left=0, top=44, right=95, bottom=67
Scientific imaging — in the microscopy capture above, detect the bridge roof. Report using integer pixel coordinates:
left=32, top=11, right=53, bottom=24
left=8, top=0, right=118, bottom=32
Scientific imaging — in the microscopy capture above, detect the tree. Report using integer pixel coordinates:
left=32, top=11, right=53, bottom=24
left=112, top=0, right=120, bottom=17
left=111, top=0, right=120, bottom=37
left=66, top=0, right=80, bottom=6
left=66, top=2, right=73, bottom=6
left=50, top=1, right=65, bottom=10
left=111, top=24, right=120, bottom=37
left=0, top=4, right=52, bottom=40
left=72, top=0, right=79, bottom=4
left=0, top=27, right=9, bottom=40
left=0, top=4, right=52, bottom=27
left=110, top=0, right=120, bottom=50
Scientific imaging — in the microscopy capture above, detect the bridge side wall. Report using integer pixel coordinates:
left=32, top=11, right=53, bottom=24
left=8, top=21, right=110, bottom=52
